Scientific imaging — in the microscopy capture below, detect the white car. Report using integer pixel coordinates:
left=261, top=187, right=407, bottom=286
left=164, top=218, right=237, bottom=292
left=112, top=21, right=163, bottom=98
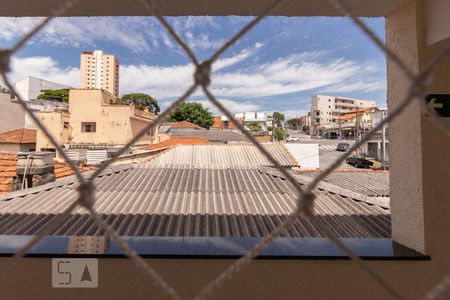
left=286, top=136, right=300, bottom=142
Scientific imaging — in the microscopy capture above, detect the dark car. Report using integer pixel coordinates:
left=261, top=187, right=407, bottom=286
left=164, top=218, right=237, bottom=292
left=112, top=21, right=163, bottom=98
left=346, top=156, right=373, bottom=168
left=336, top=142, right=350, bottom=151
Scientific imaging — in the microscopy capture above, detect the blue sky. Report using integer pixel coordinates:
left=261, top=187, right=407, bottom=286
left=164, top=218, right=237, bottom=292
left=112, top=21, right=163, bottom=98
left=0, top=16, right=386, bottom=117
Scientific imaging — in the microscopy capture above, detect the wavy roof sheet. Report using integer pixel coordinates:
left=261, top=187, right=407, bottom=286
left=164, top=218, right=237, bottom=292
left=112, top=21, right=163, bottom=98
left=0, top=166, right=390, bottom=237
left=298, top=171, right=389, bottom=197
left=171, top=129, right=250, bottom=142
left=142, top=144, right=299, bottom=169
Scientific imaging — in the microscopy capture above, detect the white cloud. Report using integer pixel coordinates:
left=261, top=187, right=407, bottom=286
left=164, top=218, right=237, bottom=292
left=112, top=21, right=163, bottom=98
left=171, top=16, right=218, bottom=31
left=209, top=52, right=381, bottom=98
left=0, top=18, right=39, bottom=41
left=0, top=17, right=166, bottom=53
left=2, top=47, right=385, bottom=112
left=183, top=31, right=226, bottom=52
left=322, top=79, right=386, bottom=93
left=2, top=56, right=79, bottom=87
left=119, top=45, right=262, bottom=98
left=0, top=16, right=231, bottom=54
left=197, top=98, right=261, bottom=114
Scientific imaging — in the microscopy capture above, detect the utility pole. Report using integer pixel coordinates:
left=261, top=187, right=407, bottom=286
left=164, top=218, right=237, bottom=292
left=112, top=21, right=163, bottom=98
left=381, top=110, right=387, bottom=169
left=355, top=106, right=359, bottom=155
left=338, top=113, right=342, bottom=140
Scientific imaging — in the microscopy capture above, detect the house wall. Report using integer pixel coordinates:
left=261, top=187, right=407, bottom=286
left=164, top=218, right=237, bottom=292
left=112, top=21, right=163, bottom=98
left=0, top=93, right=26, bottom=132
left=254, top=135, right=272, bottom=143
left=129, top=117, right=158, bottom=145
left=69, top=89, right=155, bottom=145
left=0, top=258, right=446, bottom=300
left=36, top=111, right=70, bottom=158
left=18, top=143, right=36, bottom=152
left=14, top=76, right=70, bottom=101
left=0, top=143, right=20, bottom=152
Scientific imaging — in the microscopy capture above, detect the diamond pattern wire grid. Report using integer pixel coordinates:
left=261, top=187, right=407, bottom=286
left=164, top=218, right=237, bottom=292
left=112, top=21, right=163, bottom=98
left=0, top=0, right=450, bottom=299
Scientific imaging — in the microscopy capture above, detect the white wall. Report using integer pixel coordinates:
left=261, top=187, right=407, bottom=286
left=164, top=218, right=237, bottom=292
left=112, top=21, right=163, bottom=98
left=14, top=76, right=70, bottom=101
left=283, top=143, right=319, bottom=170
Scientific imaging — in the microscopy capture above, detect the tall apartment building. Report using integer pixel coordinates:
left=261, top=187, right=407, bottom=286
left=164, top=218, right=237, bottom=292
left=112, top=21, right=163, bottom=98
left=80, top=50, right=119, bottom=97
left=310, top=95, right=376, bottom=135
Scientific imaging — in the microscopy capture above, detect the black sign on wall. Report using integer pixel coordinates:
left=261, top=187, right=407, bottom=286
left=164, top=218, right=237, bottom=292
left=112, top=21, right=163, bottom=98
left=425, top=94, right=450, bottom=117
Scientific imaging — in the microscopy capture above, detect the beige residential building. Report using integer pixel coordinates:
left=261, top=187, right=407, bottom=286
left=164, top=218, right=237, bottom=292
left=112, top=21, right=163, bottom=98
left=35, top=111, right=71, bottom=156
left=36, top=89, right=158, bottom=158
left=68, top=89, right=157, bottom=145
left=311, top=95, right=377, bottom=135
left=80, top=50, right=119, bottom=96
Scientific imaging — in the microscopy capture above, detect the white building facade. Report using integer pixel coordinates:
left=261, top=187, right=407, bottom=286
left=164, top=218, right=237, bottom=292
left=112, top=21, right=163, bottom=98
left=310, top=95, right=376, bottom=136
left=14, top=76, right=70, bottom=102
left=234, top=112, right=272, bottom=132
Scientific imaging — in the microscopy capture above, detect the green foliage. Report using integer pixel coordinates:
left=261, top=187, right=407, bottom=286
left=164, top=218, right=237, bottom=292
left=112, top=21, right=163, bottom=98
left=286, top=118, right=299, bottom=129
left=37, top=89, right=69, bottom=103
left=120, top=93, right=160, bottom=114
left=272, top=111, right=285, bottom=126
left=170, top=102, right=214, bottom=128
left=274, top=126, right=285, bottom=141
left=248, top=122, right=262, bottom=132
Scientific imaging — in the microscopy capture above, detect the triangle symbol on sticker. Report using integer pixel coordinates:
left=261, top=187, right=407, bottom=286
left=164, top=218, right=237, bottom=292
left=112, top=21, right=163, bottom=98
left=81, top=265, right=92, bottom=282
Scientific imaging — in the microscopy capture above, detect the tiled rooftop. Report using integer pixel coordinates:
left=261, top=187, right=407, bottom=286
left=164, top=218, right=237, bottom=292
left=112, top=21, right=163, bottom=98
left=0, top=129, right=36, bottom=144
left=211, top=117, right=243, bottom=129
left=170, top=121, right=201, bottom=129
left=0, top=153, right=16, bottom=193
left=0, top=153, right=94, bottom=193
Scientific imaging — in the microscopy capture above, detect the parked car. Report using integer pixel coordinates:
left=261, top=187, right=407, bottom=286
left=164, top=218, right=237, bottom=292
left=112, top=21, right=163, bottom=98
left=346, top=156, right=373, bottom=168
left=286, top=136, right=300, bottom=142
left=336, top=142, right=350, bottom=151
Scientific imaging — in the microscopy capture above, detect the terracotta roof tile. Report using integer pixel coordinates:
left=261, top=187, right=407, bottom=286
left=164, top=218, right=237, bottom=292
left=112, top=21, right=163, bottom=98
left=227, top=117, right=243, bottom=129
left=144, top=137, right=211, bottom=150
left=0, top=153, right=94, bottom=193
left=211, top=117, right=243, bottom=129
left=0, top=129, right=36, bottom=144
left=212, top=116, right=223, bottom=129
left=170, top=121, right=201, bottom=129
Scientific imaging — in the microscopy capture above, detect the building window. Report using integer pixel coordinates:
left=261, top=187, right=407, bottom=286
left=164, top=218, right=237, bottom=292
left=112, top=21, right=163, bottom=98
left=63, top=122, right=70, bottom=129
left=81, top=122, right=96, bottom=132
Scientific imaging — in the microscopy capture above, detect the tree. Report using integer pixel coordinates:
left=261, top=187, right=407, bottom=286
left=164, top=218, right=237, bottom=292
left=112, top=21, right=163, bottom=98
left=37, top=89, right=69, bottom=102
left=272, top=112, right=285, bottom=127
left=274, top=126, right=285, bottom=141
left=120, top=93, right=160, bottom=114
left=169, top=102, right=214, bottom=128
left=286, top=118, right=300, bottom=129
left=248, top=122, right=262, bottom=132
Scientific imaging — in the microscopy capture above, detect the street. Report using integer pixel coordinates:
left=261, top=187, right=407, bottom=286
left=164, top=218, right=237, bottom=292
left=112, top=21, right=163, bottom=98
left=286, top=129, right=358, bottom=170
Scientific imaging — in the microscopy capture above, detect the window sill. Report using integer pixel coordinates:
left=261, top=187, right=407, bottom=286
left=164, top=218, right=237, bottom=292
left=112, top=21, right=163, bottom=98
left=0, top=236, right=429, bottom=260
